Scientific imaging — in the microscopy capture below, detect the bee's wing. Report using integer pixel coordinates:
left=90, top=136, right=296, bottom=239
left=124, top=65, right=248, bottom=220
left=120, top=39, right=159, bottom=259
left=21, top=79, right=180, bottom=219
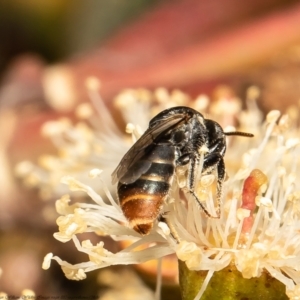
left=111, top=113, right=186, bottom=185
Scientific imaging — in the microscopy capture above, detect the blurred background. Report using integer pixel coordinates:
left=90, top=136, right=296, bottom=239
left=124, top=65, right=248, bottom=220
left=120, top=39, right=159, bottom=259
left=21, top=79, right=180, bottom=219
left=1, top=0, right=300, bottom=298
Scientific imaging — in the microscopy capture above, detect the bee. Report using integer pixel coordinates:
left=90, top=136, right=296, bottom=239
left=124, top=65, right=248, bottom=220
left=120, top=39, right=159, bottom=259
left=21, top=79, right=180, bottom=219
left=112, top=106, right=253, bottom=235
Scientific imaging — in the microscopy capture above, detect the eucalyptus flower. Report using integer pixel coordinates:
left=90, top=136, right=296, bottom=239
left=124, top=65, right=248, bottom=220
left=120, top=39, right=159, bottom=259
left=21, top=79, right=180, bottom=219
left=20, top=81, right=300, bottom=299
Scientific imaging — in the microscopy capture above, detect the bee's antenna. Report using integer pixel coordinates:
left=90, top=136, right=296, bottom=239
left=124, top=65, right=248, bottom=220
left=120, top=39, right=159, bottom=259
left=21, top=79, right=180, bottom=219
left=225, top=131, right=254, bottom=138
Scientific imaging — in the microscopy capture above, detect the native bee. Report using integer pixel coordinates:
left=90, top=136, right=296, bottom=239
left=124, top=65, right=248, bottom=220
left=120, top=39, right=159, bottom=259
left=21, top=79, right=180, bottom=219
left=112, top=106, right=253, bottom=235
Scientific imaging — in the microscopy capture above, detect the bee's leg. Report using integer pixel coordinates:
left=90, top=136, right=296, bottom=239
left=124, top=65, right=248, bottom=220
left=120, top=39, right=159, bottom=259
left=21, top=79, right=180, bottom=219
left=215, top=157, right=225, bottom=216
left=186, top=153, right=225, bottom=218
left=184, top=156, right=217, bottom=218
left=176, top=154, right=190, bottom=166
left=202, top=153, right=226, bottom=217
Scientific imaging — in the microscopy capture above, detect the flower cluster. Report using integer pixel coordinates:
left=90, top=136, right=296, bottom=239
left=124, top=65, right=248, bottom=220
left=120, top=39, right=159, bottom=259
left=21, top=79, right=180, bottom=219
left=23, top=81, right=300, bottom=299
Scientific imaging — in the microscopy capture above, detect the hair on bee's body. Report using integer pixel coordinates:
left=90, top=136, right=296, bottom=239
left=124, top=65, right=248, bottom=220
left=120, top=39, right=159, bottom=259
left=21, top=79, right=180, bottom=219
left=112, top=106, right=253, bottom=236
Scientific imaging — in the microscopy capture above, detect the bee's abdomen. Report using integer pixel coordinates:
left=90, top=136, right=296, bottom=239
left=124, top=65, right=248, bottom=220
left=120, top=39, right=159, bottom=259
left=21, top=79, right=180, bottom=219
left=118, top=144, right=175, bottom=235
